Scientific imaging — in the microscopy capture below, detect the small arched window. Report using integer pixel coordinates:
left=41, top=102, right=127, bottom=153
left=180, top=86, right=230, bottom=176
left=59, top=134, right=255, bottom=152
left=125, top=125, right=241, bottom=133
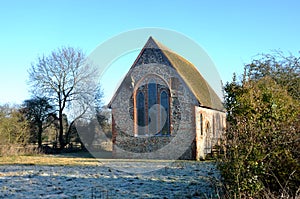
left=200, top=114, right=203, bottom=136
left=206, top=122, right=211, bottom=136
left=205, top=122, right=211, bottom=154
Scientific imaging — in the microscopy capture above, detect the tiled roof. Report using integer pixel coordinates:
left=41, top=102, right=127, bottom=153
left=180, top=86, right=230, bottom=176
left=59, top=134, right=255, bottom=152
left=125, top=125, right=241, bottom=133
left=147, top=37, right=224, bottom=111
left=109, top=37, right=224, bottom=111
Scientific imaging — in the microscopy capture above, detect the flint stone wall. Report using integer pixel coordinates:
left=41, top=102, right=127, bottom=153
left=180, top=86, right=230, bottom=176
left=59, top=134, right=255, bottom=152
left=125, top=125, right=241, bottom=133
left=111, top=63, right=198, bottom=160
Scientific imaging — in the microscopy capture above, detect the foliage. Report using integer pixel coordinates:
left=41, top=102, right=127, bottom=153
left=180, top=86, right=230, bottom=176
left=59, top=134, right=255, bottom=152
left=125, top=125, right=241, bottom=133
left=73, top=106, right=111, bottom=151
left=0, top=104, right=31, bottom=155
left=219, top=52, right=300, bottom=198
left=28, top=47, right=101, bottom=149
left=245, top=50, right=299, bottom=101
left=21, top=97, right=55, bottom=148
left=64, top=89, right=104, bottom=149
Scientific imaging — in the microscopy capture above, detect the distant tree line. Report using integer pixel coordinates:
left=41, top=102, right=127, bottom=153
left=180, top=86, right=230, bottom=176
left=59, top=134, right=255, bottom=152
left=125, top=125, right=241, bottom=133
left=0, top=47, right=111, bottom=155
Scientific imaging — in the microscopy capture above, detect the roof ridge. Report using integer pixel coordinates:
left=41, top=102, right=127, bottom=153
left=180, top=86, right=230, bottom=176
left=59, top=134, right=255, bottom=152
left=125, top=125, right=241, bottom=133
left=109, top=36, right=225, bottom=111
left=148, top=36, right=173, bottom=52
left=152, top=39, right=224, bottom=111
left=149, top=37, right=201, bottom=74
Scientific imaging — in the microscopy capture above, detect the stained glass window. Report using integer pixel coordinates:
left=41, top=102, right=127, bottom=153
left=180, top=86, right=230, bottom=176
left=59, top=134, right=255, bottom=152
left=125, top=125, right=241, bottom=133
left=148, top=79, right=157, bottom=110
left=135, top=78, right=170, bottom=136
left=137, top=91, right=145, bottom=135
left=160, top=91, right=169, bottom=135
left=148, top=79, right=157, bottom=134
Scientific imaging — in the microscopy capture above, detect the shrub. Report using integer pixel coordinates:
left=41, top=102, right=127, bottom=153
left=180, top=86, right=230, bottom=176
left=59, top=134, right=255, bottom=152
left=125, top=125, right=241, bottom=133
left=219, top=76, right=300, bottom=198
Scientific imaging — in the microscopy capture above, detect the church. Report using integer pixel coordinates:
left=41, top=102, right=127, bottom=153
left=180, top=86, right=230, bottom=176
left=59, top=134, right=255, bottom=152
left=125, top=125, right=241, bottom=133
left=108, top=37, right=226, bottom=160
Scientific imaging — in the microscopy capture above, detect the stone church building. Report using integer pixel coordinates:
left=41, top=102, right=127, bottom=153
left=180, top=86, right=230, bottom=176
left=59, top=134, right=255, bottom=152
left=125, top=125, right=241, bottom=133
left=108, top=37, right=226, bottom=160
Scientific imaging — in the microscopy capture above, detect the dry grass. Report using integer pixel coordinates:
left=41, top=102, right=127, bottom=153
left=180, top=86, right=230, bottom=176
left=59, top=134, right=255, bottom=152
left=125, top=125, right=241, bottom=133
left=0, top=144, right=40, bottom=157
left=0, top=154, right=101, bottom=166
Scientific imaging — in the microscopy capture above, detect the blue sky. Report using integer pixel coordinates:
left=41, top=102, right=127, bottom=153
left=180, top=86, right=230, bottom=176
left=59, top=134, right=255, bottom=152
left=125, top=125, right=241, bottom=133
left=1, top=0, right=299, bottom=105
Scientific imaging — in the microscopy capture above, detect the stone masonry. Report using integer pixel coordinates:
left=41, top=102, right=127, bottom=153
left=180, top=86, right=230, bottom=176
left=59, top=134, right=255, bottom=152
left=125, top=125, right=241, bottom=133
left=108, top=37, right=226, bottom=160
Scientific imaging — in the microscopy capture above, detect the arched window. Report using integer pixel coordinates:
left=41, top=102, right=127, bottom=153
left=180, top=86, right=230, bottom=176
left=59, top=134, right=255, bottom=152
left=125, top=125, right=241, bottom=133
left=137, top=91, right=145, bottom=135
left=160, top=91, right=169, bottom=135
left=200, top=114, right=203, bottom=136
left=134, top=77, right=170, bottom=136
left=205, top=122, right=211, bottom=154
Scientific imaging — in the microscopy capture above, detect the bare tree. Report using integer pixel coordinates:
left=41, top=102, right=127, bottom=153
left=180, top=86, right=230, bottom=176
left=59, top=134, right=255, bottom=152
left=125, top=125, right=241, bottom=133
left=29, top=47, right=100, bottom=149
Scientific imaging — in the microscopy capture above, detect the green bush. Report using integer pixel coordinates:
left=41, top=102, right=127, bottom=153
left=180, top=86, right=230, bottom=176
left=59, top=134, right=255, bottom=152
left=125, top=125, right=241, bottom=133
left=218, top=52, right=300, bottom=198
left=0, top=105, right=30, bottom=146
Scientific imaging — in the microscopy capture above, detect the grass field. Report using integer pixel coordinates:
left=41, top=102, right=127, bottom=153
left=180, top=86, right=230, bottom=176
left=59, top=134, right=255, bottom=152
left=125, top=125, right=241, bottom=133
left=0, top=154, right=221, bottom=198
left=0, top=152, right=104, bottom=166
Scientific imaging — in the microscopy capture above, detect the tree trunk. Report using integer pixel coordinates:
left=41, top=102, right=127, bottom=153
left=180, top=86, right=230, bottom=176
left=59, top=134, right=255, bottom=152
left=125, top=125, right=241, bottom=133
left=58, top=110, right=65, bottom=149
left=37, top=122, right=43, bottom=148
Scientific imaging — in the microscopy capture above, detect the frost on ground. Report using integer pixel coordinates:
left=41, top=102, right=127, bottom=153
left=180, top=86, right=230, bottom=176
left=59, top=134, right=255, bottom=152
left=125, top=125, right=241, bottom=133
left=0, top=161, right=221, bottom=199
